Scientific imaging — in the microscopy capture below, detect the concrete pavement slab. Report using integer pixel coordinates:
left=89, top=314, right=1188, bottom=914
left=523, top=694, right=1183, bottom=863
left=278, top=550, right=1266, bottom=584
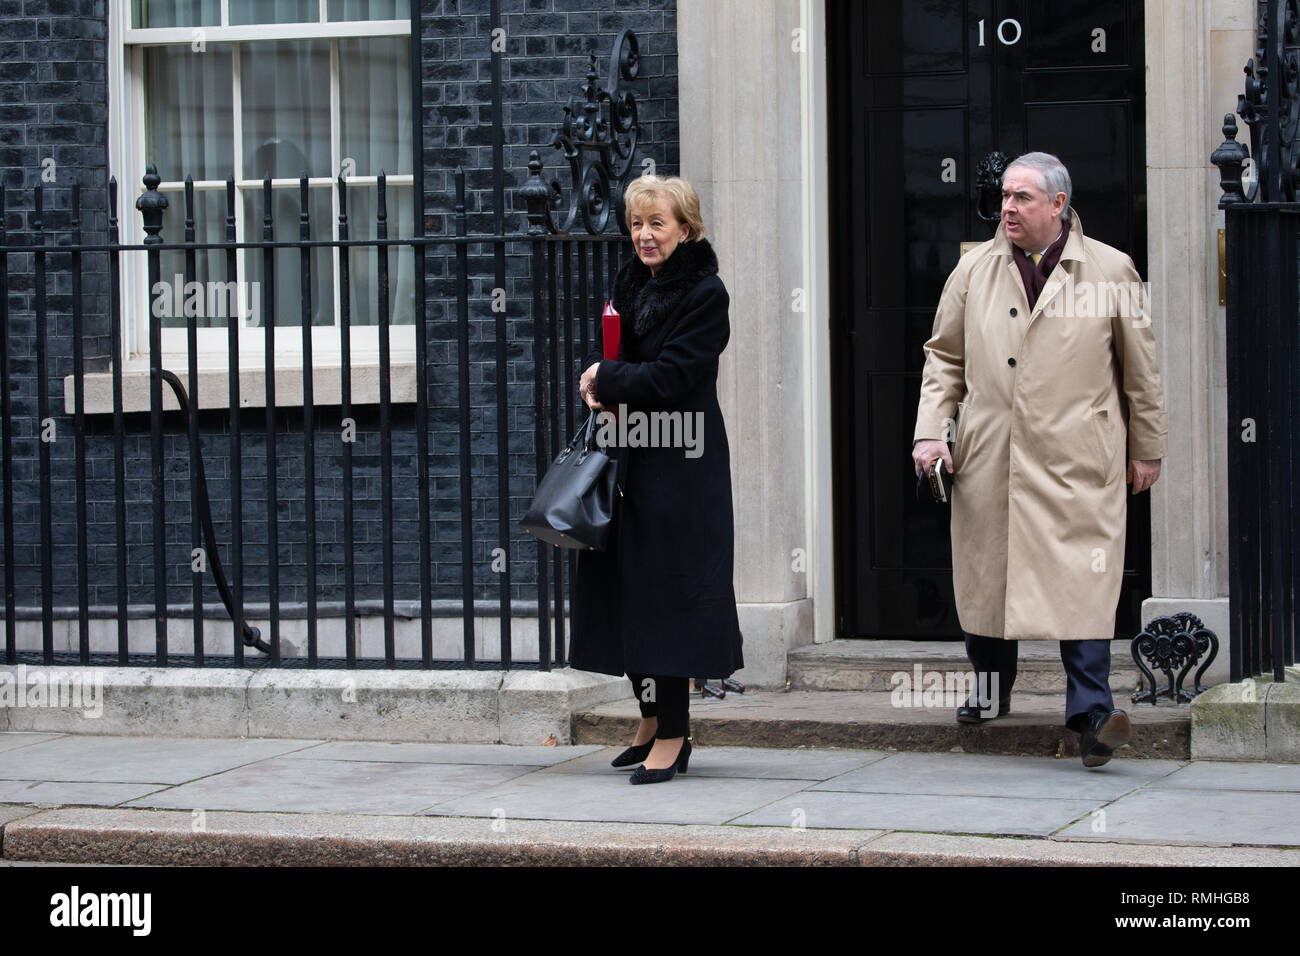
left=1056, top=788, right=1300, bottom=846
left=422, top=769, right=817, bottom=826
left=276, top=741, right=603, bottom=766
left=0, top=780, right=169, bottom=807
left=123, top=757, right=541, bottom=815
left=0, top=735, right=325, bottom=784
left=1147, top=761, right=1300, bottom=792
left=0, top=733, right=63, bottom=754
left=540, top=745, right=892, bottom=779
left=731, top=789, right=1102, bottom=836
left=0, top=805, right=42, bottom=828
left=810, top=752, right=1186, bottom=800
left=4, top=729, right=1299, bottom=864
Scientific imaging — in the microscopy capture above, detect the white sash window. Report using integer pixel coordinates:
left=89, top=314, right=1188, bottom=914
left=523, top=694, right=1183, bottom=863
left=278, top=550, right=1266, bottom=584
left=110, top=0, right=415, bottom=385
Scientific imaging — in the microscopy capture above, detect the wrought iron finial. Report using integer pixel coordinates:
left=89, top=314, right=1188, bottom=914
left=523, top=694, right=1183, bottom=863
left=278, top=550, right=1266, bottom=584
left=519, top=30, right=642, bottom=235
left=107, top=175, right=118, bottom=243
left=1212, top=114, right=1253, bottom=206
left=136, top=163, right=169, bottom=244
left=520, top=150, right=555, bottom=236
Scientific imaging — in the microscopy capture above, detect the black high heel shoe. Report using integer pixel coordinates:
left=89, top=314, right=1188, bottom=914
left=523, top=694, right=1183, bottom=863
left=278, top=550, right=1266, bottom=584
left=610, top=740, right=655, bottom=768
left=629, top=737, right=691, bottom=785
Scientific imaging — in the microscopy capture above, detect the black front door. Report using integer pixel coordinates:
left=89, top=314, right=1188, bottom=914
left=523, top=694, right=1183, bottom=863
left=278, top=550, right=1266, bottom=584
left=828, top=0, right=1148, bottom=639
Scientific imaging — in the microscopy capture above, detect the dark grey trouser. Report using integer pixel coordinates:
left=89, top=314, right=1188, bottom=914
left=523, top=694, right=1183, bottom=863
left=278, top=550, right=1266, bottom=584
left=964, top=632, right=1114, bottom=730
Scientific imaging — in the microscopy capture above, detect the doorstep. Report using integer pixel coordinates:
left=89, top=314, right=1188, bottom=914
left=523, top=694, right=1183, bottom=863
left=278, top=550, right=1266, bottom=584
left=572, top=688, right=1191, bottom=759
left=787, top=639, right=1142, bottom=693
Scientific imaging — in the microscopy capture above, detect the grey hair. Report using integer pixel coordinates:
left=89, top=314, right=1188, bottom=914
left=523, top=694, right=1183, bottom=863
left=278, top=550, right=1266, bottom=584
left=1004, top=151, right=1072, bottom=222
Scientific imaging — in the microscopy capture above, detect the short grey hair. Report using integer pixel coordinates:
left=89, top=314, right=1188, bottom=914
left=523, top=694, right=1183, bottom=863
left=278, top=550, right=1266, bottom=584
left=1004, top=151, right=1072, bottom=223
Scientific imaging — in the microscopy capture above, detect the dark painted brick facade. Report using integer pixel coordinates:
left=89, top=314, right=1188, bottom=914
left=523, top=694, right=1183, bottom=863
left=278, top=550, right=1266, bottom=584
left=0, top=0, right=678, bottom=628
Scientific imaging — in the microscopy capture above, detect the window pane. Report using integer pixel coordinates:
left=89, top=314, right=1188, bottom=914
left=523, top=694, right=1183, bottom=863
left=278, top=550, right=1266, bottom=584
left=241, top=186, right=335, bottom=328
left=342, top=185, right=414, bottom=326
left=229, top=0, right=318, bottom=25
left=155, top=188, right=235, bottom=330
left=328, top=0, right=409, bottom=20
left=133, top=0, right=220, bottom=28
left=144, top=44, right=234, bottom=182
left=240, top=40, right=331, bottom=180
left=339, top=37, right=411, bottom=177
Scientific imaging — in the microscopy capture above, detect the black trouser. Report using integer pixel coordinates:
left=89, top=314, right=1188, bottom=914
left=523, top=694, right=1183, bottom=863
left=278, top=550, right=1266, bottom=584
left=627, top=673, right=690, bottom=739
left=964, top=633, right=1114, bottom=731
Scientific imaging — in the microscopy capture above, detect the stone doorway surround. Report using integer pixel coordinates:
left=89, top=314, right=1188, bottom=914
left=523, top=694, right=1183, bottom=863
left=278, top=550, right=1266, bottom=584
left=677, top=0, right=1248, bottom=688
left=1144, top=0, right=1251, bottom=687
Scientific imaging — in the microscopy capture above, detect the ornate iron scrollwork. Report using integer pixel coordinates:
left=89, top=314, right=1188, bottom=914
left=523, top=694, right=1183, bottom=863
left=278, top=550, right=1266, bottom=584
left=975, top=151, right=1012, bottom=224
left=521, top=30, right=641, bottom=236
left=1130, top=613, right=1220, bottom=705
left=1213, top=0, right=1300, bottom=203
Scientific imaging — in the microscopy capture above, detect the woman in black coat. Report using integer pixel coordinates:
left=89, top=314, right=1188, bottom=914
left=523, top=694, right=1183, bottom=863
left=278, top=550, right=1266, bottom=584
left=570, top=175, right=744, bottom=784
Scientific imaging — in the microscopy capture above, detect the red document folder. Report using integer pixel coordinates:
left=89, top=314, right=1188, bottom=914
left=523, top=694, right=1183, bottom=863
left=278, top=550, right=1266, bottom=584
left=602, top=301, right=621, bottom=359
left=600, top=301, right=620, bottom=420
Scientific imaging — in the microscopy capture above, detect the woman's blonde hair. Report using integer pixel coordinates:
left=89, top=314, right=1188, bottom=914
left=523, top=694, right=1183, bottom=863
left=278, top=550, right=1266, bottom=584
left=623, top=174, right=706, bottom=241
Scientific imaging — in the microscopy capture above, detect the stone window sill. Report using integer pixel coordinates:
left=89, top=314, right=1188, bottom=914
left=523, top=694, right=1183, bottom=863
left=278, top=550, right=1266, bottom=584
left=63, top=362, right=418, bottom=415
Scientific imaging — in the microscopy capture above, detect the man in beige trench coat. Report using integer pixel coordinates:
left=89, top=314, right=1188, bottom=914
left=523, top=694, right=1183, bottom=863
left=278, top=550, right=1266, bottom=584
left=911, top=152, right=1167, bottom=768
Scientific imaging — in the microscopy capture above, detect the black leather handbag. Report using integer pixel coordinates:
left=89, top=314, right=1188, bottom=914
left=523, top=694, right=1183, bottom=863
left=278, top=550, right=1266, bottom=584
left=520, top=413, right=618, bottom=550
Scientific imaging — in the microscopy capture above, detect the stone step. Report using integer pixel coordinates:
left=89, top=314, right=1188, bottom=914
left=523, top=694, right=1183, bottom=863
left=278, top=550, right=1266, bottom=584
left=786, top=639, right=1143, bottom=694
left=572, top=689, right=1189, bottom=760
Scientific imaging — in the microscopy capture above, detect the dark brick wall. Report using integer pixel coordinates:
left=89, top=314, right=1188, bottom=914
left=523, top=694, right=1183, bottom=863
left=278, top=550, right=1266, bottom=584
left=0, top=0, right=113, bottom=605
left=420, top=0, right=678, bottom=228
left=415, top=0, right=677, bottom=614
left=0, top=0, right=678, bottom=631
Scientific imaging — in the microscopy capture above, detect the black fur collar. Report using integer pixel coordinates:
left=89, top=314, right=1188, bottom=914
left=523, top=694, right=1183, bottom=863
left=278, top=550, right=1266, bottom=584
left=614, top=238, right=719, bottom=337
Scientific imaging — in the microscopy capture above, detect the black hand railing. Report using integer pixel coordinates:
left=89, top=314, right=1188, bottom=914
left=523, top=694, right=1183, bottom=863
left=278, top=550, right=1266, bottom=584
left=155, top=369, right=270, bottom=656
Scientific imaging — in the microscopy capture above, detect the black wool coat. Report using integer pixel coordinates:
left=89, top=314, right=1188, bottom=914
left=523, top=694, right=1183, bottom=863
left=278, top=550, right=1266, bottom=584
left=568, top=238, right=745, bottom=679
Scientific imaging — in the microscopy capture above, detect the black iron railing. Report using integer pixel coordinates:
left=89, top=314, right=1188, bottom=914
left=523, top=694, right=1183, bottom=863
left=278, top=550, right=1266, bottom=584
left=1211, top=0, right=1300, bottom=682
left=0, top=30, right=641, bottom=671
left=1217, top=198, right=1299, bottom=683
left=0, top=165, right=628, bottom=670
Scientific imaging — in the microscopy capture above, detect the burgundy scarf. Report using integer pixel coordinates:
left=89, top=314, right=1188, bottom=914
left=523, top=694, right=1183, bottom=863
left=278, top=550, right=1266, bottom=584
left=1011, top=219, right=1070, bottom=310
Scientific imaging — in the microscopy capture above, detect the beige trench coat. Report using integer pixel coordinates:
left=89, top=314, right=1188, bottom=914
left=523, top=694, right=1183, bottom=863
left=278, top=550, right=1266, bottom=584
left=913, top=210, right=1167, bottom=640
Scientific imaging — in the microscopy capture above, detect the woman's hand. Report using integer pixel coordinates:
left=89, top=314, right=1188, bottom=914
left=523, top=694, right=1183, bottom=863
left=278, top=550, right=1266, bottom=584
left=579, top=362, right=603, bottom=411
